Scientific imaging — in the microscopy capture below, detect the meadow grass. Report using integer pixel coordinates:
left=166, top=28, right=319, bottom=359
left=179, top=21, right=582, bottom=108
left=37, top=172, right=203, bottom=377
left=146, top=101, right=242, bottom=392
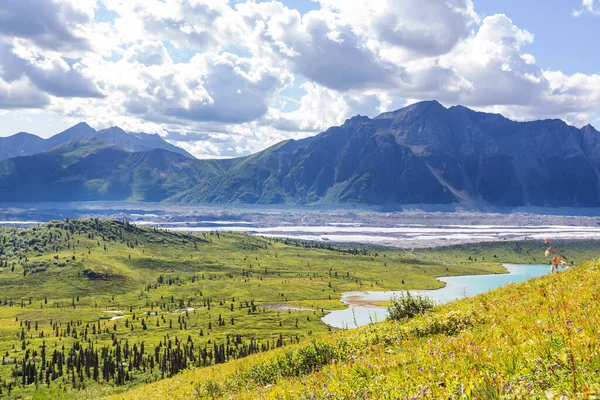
left=113, top=258, right=600, bottom=399
left=0, top=219, right=518, bottom=399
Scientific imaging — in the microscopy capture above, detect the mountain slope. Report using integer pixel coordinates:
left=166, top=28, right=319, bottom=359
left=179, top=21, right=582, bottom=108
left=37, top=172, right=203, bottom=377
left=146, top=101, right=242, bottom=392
left=111, top=259, right=600, bottom=399
left=94, top=127, right=195, bottom=158
left=173, top=101, right=600, bottom=208
left=0, top=122, right=194, bottom=162
left=1, top=102, right=600, bottom=207
left=43, top=121, right=97, bottom=149
left=0, top=146, right=225, bottom=202
left=171, top=116, right=455, bottom=205
left=0, top=132, right=47, bottom=160
left=0, top=122, right=95, bottom=160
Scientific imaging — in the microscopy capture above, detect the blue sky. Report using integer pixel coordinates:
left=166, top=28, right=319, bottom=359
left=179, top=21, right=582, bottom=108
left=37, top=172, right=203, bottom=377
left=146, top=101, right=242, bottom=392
left=477, top=0, right=600, bottom=75
left=0, top=0, right=598, bottom=158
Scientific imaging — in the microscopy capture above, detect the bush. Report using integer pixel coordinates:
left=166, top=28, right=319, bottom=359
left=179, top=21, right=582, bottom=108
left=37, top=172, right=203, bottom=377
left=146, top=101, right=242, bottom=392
left=409, top=309, right=485, bottom=337
left=246, top=341, right=339, bottom=385
left=387, top=291, right=435, bottom=321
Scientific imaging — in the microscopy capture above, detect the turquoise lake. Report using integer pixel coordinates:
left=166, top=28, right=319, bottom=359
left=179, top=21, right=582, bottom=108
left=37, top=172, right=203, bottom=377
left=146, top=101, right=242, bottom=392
left=322, top=264, right=552, bottom=329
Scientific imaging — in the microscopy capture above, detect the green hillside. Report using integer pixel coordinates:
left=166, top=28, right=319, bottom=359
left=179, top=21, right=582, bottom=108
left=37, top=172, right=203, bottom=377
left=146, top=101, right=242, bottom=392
left=113, top=255, right=600, bottom=399
left=0, top=144, right=227, bottom=202
left=0, top=219, right=518, bottom=399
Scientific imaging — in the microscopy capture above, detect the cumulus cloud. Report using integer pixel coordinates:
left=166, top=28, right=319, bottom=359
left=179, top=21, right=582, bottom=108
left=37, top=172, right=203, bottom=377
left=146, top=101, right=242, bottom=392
left=0, top=42, right=104, bottom=99
left=97, top=50, right=291, bottom=124
left=573, top=0, right=600, bottom=16
left=436, top=14, right=600, bottom=124
left=103, top=0, right=244, bottom=51
left=0, top=0, right=598, bottom=158
left=317, top=0, right=478, bottom=56
left=236, top=0, right=477, bottom=91
left=123, top=40, right=170, bottom=66
left=0, top=0, right=94, bottom=51
left=264, top=82, right=389, bottom=132
left=0, top=77, right=50, bottom=109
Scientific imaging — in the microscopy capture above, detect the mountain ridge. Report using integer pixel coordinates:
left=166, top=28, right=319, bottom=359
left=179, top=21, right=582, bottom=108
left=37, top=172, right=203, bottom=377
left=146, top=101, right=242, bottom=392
left=171, top=102, right=600, bottom=208
left=1, top=101, right=599, bottom=208
left=0, top=123, right=194, bottom=161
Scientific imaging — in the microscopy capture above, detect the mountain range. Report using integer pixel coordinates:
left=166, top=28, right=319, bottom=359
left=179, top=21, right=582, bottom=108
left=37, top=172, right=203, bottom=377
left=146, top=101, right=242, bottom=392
left=0, top=123, right=193, bottom=160
left=1, top=101, right=599, bottom=209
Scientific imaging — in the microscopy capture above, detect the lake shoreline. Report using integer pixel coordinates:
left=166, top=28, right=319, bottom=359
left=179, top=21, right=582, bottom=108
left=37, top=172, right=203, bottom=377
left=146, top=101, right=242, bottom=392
left=322, top=263, right=551, bottom=329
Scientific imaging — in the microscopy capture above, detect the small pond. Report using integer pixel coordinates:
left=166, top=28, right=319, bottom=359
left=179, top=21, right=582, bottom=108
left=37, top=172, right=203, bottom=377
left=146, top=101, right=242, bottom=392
left=322, top=264, right=551, bottom=329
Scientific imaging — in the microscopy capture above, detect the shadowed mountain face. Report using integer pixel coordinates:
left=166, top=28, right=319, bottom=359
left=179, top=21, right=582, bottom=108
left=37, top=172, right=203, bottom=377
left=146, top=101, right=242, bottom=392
left=93, top=127, right=194, bottom=158
left=0, top=123, right=194, bottom=161
left=0, top=122, right=96, bottom=160
left=1, top=101, right=599, bottom=207
left=0, top=146, right=224, bottom=202
left=0, top=124, right=203, bottom=202
left=172, top=101, right=600, bottom=208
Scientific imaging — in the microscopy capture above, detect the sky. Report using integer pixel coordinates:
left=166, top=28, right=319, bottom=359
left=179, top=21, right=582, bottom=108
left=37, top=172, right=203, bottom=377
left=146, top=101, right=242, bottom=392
left=0, top=0, right=599, bottom=158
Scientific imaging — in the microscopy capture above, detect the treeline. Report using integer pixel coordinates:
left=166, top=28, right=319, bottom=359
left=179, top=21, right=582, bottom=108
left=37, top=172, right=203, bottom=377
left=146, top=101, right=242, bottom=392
left=270, top=237, right=377, bottom=256
left=0, top=218, right=206, bottom=261
left=1, top=330, right=297, bottom=395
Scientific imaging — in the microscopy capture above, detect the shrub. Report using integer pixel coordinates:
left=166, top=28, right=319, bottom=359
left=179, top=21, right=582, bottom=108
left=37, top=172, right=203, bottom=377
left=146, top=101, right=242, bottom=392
left=387, top=291, right=435, bottom=321
left=246, top=341, right=339, bottom=385
left=409, top=308, right=486, bottom=337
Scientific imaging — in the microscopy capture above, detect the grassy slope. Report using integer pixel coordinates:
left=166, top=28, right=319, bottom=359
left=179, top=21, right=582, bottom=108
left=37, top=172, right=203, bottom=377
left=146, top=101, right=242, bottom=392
left=415, top=239, right=600, bottom=266
left=113, top=259, right=600, bottom=399
left=0, top=220, right=509, bottom=399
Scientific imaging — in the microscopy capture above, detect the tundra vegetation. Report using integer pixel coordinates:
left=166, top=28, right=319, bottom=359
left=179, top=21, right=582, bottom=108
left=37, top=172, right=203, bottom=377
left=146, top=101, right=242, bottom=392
left=116, top=251, right=600, bottom=399
left=0, top=219, right=596, bottom=399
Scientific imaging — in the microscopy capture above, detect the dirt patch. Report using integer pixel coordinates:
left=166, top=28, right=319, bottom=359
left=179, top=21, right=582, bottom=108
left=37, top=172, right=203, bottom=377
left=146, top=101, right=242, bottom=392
left=344, top=296, right=383, bottom=307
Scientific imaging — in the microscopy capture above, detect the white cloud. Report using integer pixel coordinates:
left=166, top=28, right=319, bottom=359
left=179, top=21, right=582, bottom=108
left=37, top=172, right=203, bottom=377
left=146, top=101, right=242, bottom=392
left=573, top=0, right=600, bottom=16
left=124, top=40, right=170, bottom=66
left=103, top=0, right=244, bottom=51
left=0, top=0, right=598, bottom=159
left=264, top=82, right=390, bottom=132
left=0, top=41, right=104, bottom=106
left=97, top=50, right=291, bottom=124
left=436, top=14, right=600, bottom=125
left=236, top=0, right=477, bottom=91
left=317, top=0, right=478, bottom=56
left=0, top=76, right=50, bottom=109
left=0, top=0, right=95, bottom=52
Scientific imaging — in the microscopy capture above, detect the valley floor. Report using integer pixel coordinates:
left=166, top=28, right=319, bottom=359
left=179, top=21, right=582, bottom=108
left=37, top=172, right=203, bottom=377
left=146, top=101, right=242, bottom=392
left=111, top=258, right=600, bottom=399
left=0, top=219, right=597, bottom=399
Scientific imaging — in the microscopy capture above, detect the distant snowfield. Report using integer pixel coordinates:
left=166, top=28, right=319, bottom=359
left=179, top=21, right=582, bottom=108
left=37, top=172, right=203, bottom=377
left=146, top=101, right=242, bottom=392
left=165, top=224, right=600, bottom=248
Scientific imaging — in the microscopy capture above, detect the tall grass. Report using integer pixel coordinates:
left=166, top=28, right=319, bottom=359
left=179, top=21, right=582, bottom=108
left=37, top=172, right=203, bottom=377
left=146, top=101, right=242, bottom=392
left=114, top=247, right=600, bottom=399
